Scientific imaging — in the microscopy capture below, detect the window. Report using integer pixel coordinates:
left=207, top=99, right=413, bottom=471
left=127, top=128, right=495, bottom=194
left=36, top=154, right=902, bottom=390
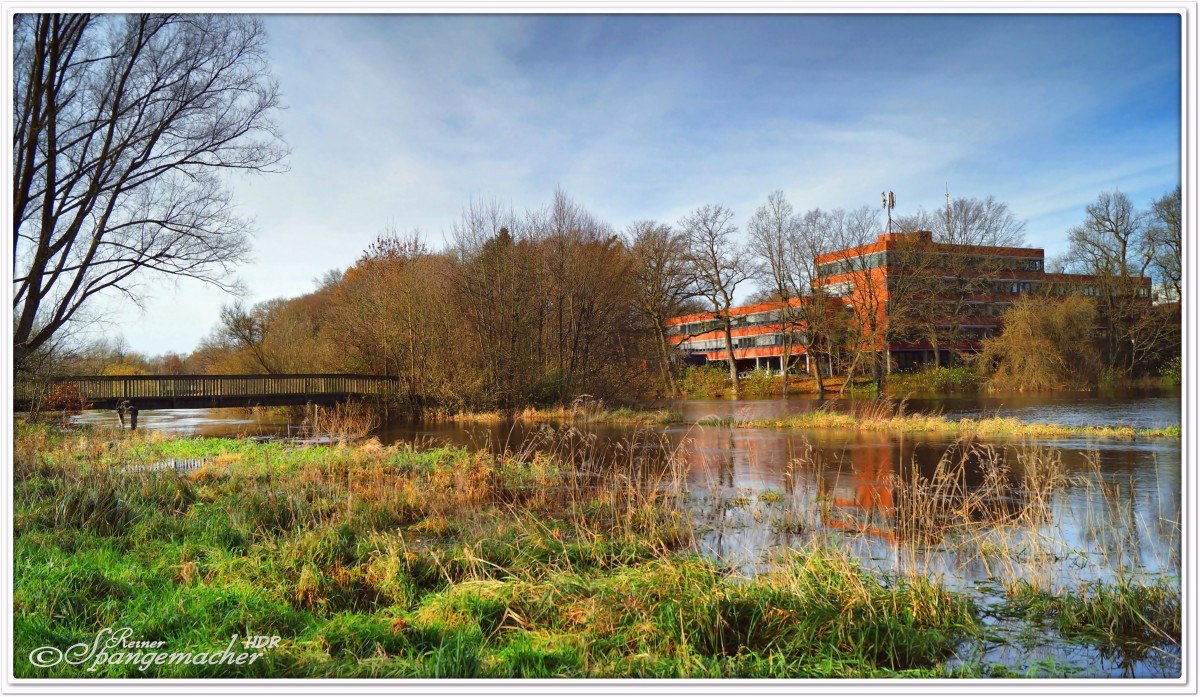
left=824, top=281, right=853, bottom=297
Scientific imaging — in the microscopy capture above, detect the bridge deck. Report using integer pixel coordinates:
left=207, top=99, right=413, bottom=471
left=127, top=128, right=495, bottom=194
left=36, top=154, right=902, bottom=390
left=17, top=374, right=399, bottom=410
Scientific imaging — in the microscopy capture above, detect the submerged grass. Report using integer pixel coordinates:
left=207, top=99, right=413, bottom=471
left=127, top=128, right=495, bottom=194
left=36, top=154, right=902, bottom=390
left=1004, top=576, right=1181, bottom=646
left=447, top=403, right=680, bottom=426
left=14, top=422, right=986, bottom=679
left=725, top=400, right=1180, bottom=440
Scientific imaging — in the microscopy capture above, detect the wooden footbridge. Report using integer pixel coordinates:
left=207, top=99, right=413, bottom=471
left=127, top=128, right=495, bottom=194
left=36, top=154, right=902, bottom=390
left=17, top=374, right=398, bottom=411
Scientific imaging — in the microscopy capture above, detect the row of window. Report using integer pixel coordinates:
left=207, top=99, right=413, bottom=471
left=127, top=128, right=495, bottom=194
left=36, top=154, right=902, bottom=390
left=901, top=300, right=1015, bottom=318
left=679, top=332, right=810, bottom=352
left=845, top=277, right=1136, bottom=298
left=1079, top=285, right=1151, bottom=298
left=816, top=251, right=1044, bottom=279
left=667, top=310, right=786, bottom=336
left=817, top=251, right=889, bottom=278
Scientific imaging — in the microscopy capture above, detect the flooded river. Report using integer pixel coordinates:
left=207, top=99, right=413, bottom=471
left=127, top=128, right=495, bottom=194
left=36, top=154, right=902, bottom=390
left=71, top=390, right=1183, bottom=677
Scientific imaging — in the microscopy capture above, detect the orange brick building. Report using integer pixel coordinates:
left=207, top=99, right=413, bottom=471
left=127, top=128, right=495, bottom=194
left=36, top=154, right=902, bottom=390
left=667, top=230, right=1151, bottom=373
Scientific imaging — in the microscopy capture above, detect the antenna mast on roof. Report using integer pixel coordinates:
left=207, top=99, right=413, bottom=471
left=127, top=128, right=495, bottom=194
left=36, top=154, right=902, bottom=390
left=882, top=191, right=896, bottom=232
left=944, top=184, right=952, bottom=240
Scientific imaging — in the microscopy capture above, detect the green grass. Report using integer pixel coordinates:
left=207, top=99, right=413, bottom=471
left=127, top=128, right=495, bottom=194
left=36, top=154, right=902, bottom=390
left=13, top=423, right=985, bottom=678
left=1004, top=577, right=1181, bottom=647
left=13, top=423, right=1180, bottom=678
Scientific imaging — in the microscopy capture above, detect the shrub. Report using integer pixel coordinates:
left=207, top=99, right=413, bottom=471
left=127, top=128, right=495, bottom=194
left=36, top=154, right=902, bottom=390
left=1160, top=356, right=1181, bottom=386
left=739, top=369, right=778, bottom=398
left=975, top=296, right=1102, bottom=390
left=678, top=365, right=729, bottom=399
left=887, top=366, right=982, bottom=394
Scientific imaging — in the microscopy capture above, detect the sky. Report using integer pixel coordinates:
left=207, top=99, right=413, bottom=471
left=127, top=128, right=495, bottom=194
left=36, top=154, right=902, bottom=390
left=90, top=12, right=1182, bottom=356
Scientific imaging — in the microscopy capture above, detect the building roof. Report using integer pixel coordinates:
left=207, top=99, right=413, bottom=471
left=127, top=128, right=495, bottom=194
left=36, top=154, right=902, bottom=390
left=814, top=230, right=1044, bottom=264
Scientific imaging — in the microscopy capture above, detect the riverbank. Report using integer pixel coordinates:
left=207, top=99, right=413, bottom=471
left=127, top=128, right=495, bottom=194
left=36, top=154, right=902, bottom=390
left=12, top=424, right=1179, bottom=678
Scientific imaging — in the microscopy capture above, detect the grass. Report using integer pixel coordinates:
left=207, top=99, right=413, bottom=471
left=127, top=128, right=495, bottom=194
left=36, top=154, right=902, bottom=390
left=447, top=399, right=680, bottom=427
left=726, top=400, right=1181, bottom=440
left=13, top=422, right=986, bottom=679
left=13, top=421, right=1180, bottom=678
left=1003, top=576, right=1181, bottom=651
left=678, top=365, right=861, bottom=399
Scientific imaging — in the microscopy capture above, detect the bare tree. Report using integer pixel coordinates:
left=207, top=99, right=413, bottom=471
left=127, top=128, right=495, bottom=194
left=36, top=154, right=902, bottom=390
left=1148, top=185, right=1182, bottom=300
left=891, top=194, right=1029, bottom=367
left=1065, top=190, right=1154, bottom=374
left=747, top=191, right=804, bottom=394
left=628, top=220, right=695, bottom=396
left=936, top=195, right=1026, bottom=247
left=821, top=206, right=886, bottom=391
left=529, top=189, right=627, bottom=398
left=215, top=299, right=284, bottom=374
left=792, top=209, right=841, bottom=394
left=451, top=198, right=535, bottom=409
left=681, top=204, right=749, bottom=397
left=13, top=14, right=287, bottom=374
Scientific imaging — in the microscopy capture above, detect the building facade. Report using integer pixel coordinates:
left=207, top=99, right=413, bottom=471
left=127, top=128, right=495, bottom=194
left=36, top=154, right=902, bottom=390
left=667, top=230, right=1151, bottom=374
left=666, top=299, right=811, bottom=374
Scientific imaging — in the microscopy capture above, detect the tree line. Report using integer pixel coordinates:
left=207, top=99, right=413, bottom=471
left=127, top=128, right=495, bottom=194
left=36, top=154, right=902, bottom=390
left=33, top=185, right=1181, bottom=412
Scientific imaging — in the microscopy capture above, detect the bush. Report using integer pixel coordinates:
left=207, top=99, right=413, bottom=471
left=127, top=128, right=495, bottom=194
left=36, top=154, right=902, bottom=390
left=887, top=365, right=981, bottom=394
left=976, top=296, right=1102, bottom=390
left=739, top=369, right=778, bottom=398
left=1160, top=356, right=1181, bottom=386
left=679, top=365, right=729, bottom=399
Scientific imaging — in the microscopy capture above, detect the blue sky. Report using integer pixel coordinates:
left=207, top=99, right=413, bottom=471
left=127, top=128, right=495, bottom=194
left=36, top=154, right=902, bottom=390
left=101, top=12, right=1182, bottom=356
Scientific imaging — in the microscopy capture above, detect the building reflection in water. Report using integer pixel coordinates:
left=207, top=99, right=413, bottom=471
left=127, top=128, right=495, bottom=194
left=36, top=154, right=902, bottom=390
left=671, top=424, right=1173, bottom=585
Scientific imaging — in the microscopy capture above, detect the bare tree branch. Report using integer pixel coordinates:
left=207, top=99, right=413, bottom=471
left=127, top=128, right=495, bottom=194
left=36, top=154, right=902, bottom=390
left=13, top=13, right=288, bottom=373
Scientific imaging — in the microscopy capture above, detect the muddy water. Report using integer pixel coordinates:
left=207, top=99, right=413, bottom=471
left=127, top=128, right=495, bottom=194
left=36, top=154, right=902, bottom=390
left=71, top=390, right=1183, bottom=677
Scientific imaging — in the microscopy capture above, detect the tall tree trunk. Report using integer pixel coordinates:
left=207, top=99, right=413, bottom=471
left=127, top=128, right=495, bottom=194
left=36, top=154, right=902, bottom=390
left=780, top=340, right=791, bottom=397
left=812, top=348, right=825, bottom=396
left=723, top=317, right=739, bottom=399
left=655, top=324, right=679, bottom=397
left=840, top=350, right=861, bottom=397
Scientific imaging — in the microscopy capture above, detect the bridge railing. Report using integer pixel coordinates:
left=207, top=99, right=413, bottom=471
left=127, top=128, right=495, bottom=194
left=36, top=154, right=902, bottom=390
left=51, top=374, right=398, bottom=401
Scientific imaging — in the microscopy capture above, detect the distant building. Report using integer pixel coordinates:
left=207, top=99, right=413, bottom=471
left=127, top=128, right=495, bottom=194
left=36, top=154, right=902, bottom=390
left=1152, top=283, right=1180, bottom=305
left=667, top=230, right=1151, bottom=374
left=665, top=298, right=809, bottom=373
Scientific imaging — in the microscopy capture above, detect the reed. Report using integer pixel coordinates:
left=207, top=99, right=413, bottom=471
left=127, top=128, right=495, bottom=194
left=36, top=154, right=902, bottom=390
left=445, top=398, right=680, bottom=426
left=302, top=401, right=382, bottom=439
left=731, top=399, right=1180, bottom=440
